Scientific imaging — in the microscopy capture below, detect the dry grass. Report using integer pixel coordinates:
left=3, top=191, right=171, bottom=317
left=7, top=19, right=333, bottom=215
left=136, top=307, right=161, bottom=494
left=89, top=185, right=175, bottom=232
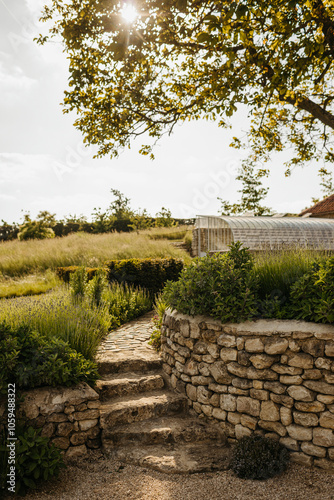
left=0, top=271, right=60, bottom=298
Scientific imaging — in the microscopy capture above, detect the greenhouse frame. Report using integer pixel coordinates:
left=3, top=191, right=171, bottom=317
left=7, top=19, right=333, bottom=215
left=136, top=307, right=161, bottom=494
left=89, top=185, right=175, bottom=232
left=193, top=216, right=334, bottom=257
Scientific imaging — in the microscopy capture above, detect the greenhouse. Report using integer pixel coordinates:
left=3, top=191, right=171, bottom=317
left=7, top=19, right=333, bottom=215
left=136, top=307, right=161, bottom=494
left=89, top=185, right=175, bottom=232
left=193, top=215, right=334, bottom=257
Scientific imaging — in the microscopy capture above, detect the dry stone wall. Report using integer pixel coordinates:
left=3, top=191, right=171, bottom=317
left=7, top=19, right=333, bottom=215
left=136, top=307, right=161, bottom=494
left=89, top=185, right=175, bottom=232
left=161, top=309, right=334, bottom=471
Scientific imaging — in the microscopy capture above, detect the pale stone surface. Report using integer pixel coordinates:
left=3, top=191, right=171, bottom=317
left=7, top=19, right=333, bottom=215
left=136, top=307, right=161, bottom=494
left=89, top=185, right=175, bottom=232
left=197, top=386, right=212, bottom=405
left=193, top=341, right=208, bottom=355
left=293, top=411, right=318, bottom=427
left=315, top=358, right=332, bottom=370
left=301, top=442, right=326, bottom=458
left=48, top=413, right=68, bottom=423
left=325, top=342, right=334, bottom=357
left=209, top=361, right=233, bottom=384
left=253, top=380, right=264, bottom=389
left=220, top=394, right=237, bottom=412
left=245, top=338, right=264, bottom=353
left=228, top=387, right=249, bottom=396
left=57, top=422, right=74, bottom=437
left=287, top=425, right=312, bottom=441
left=212, top=408, right=226, bottom=421
left=201, top=405, right=213, bottom=417
left=217, top=334, right=236, bottom=348
left=235, top=424, right=252, bottom=439
left=280, top=375, right=303, bottom=385
left=271, top=364, right=302, bottom=375
left=302, top=369, right=322, bottom=380
left=264, top=338, right=289, bottom=355
left=302, top=339, right=325, bottom=357
left=289, top=340, right=300, bottom=352
left=280, top=407, right=292, bottom=426
left=260, top=401, right=280, bottom=422
left=304, top=380, right=334, bottom=395
left=288, top=353, right=313, bottom=369
left=207, top=344, right=220, bottom=359
left=313, top=428, right=334, bottom=447
left=208, top=383, right=227, bottom=394
left=220, top=348, right=238, bottom=362
left=240, top=414, right=257, bottom=430
left=183, top=360, right=199, bottom=376
left=249, top=389, right=269, bottom=401
left=249, top=354, right=275, bottom=369
left=209, top=393, right=220, bottom=407
left=263, top=381, right=285, bottom=394
left=191, top=375, right=213, bottom=386
left=236, top=397, right=260, bottom=417
left=319, top=412, right=334, bottom=430
left=227, top=412, right=241, bottom=425
left=258, top=421, right=286, bottom=437
left=198, top=362, right=211, bottom=376
left=186, top=384, right=197, bottom=401
left=317, top=394, right=334, bottom=404
left=295, top=401, right=325, bottom=413
left=280, top=437, right=299, bottom=451
left=270, top=393, right=294, bottom=408
left=232, top=378, right=253, bottom=390
left=287, top=385, right=314, bottom=402
left=324, top=372, right=334, bottom=384
left=236, top=337, right=245, bottom=350
left=290, top=452, right=313, bottom=467
left=65, top=444, right=87, bottom=460
left=79, top=418, right=99, bottom=432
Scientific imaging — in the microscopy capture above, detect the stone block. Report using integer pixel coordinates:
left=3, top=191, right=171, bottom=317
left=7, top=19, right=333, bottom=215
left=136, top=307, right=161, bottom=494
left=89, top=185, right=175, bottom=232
left=79, top=419, right=99, bottom=432
left=210, top=361, right=233, bottom=384
left=86, top=426, right=100, bottom=439
left=235, top=424, right=252, bottom=439
left=325, top=342, right=334, bottom=357
left=202, top=355, right=215, bottom=363
left=197, top=386, right=212, bottom=405
left=208, top=383, right=227, bottom=394
left=180, top=320, right=190, bottom=337
left=65, top=445, right=87, bottom=460
left=295, top=401, right=325, bottom=413
left=207, top=344, right=220, bottom=359
left=270, top=393, right=294, bottom=408
left=293, top=411, right=318, bottom=427
left=201, top=405, right=213, bottom=417
left=249, top=354, right=275, bottom=369
left=227, top=412, right=241, bottom=425
left=290, top=452, right=313, bottom=467
left=209, top=393, right=220, bottom=407
left=73, top=409, right=99, bottom=421
left=191, top=375, right=213, bottom=386
left=75, top=403, right=87, bottom=412
left=317, top=395, right=334, bottom=404
left=57, top=422, right=74, bottom=437
left=212, top=408, right=227, bottom=421
left=301, top=442, right=326, bottom=458
left=279, top=437, right=299, bottom=451
left=240, top=414, right=257, bottom=430
left=280, top=375, right=303, bottom=385
left=315, top=358, right=332, bottom=370
left=264, top=338, right=288, bottom=355
left=287, top=385, right=314, bottom=402
left=220, top=348, right=238, bottom=363
left=186, top=384, right=197, bottom=401
left=263, top=381, right=285, bottom=394
left=52, top=437, right=70, bottom=450
left=288, top=353, right=313, bottom=369
left=232, top=378, right=253, bottom=390
left=192, top=402, right=202, bottom=414
left=237, top=351, right=251, bottom=367
left=64, top=405, right=75, bottom=415
left=202, top=330, right=217, bottom=343
left=41, top=423, right=55, bottom=438
left=324, top=372, right=334, bottom=384
left=180, top=374, right=191, bottom=383
left=48, top=413, right=68, bottom=423
left=258, top=421, right=286, bottom=437
left=301, top=369, right=322, bottom=380
left=319, top=412, right=334, bottom=430
left=193, top=341, right=208, bottom=355
left=287, top=425, right=312, bottom=441
left=271, top=364, right=302, bottom=375
left=220, top=394, right=237, bottom=412
left=302, top=339, right=325, bottom=357
left=253, top=380, right=264, bottom=389
left=189, top=323, right=201, bottom=339
left=70, top=432, right=87, bottom=446
left=313, top=428, right=334, bottom=447
left=280, top=407, right=292, bottom=426
left=304, top=380, right=334, bottom=396
left=250, top=389, right=269, bottom=401
left=228, top=387, right=249, bottom=396
left=245, top=338, right=264, bottom=353
left=217, top=334, right=237, bottom=348
left=198, top=362, right=211, bottom=376
left=236, top=337, right=245, bottom=350
left=236, top=397, right=260, bottom=417
left=289, top=340, right=300, bottom=352
left=183, top=360, right=199, bottom=376
left=174, top=354, right=186, bottom=365
left=260, top=401, right=280, bottom=421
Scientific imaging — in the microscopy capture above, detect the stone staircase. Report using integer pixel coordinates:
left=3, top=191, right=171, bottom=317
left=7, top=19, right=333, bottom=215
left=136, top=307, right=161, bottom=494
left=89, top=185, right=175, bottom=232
left=96, top=349, right=231, bottom=474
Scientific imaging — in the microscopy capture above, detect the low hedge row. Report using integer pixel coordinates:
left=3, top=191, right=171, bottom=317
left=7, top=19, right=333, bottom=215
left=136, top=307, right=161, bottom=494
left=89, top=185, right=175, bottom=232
left=56, top=266, right=100, bottom=283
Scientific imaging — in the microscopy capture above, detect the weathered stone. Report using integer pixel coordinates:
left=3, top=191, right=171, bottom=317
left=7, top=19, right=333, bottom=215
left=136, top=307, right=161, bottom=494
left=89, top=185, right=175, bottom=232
left=174, top=354, right=186, bottom=365
left=313, top=458, right=334, bottom=471
left=189, top=322, right=201, bottom=339
left=210, top=361, right=233, bottom=384
left=41, top=423, right=55, bottom=438
left=292, top=332, right=313, bottom=340
left=202, top=330, right=217, bottom=343
left=184, top=338, right=196, bottom=349
left=288, top=353, right=313, bottom=369
left=73, top=409, right=99, bottom=421
left=263, top=381, right=285, bottom=394
left=286, top=424, right=312, bottom=441
left=86, top=426, right=100, bottom=439
left=240, top=414, right=257, bottom=430
left=70, top=432, right=87, bottom=446
left=201, top=405, right=213, bottom=417
left=319, top=412, right=334, bottom=430
left=249, top=354, right=275, bottom=369
left=86, top=437, right=101, bottom=449
left=212, top=408, right=227, bottom=421
left=280, top=437, right=299, bottom=451
left=313, top=428, right=334, bottom=447
left=324, top=372, right=334, bottom=384
left=236, top=337, right=245, bottom=350
left=31, top=415, right=46, bottom=428
left=253, top=380, right=263, bottom=389
left=250, top=389, right=269, bottom=401
left=57, top=422, right=74, bottom=437
left=289, top=340, right=300, bottom=352
left=180, top=319, right=190, bottom=338
left=290, top=452, right=313, bottom=467
left=75, top=403, right=87, bottom=412
left=192, top=402, right=202, bottom=414
left=79, top=419, right=99, bottom=432
left=270, top=393, right=294, bottom=408
left=193, top=341, right=208, bottom=355
left=295, top=401, right=325, bottom=412
left=302, top=369, right=322, bottom=380
left=328, top=404, right=334, bottom=413
left=325, top=342, right=334, bottom=357
left=52, top=437, right=70, bottom=450
left=191, top=376, right=213, bottom=386
left=329, top=448, right=334, bottom=460
left=186, top=384, right=197, bottom=401
left=220, top=394, right=237, bottom=412
left=280, top=407, right=292, bottom=426
left=264, top=338, right=289, bottom=355
left=301, top=442, right=326, bottom=458
left=208, top=383, right=227, bottom=394
left=180, top=374, right=191, bottom=383
left=220, top=348, right=238, bottom=363
left=198, top=362, right=211, bottom=377
left=183, top=360, right=199, bottom=376
left=287, top=385, right=314, bottom=402
left=245, top=338, right=264, bottom=353
left=302, top=339, right=325, bottom=357
left=87, top=401, right=100, bottom=410
left=258, top=421, right=286, bottom=437
left=209, top=393, right=220, bottom=407
left=202, top=355, right=215, bottom=363
left=227, top=412, right=241, bottom=425
left=174, top=361, right=184, bottom=373
left=217, top=334, right=236, bottom=348
left=64, top=405, right=75, bottom=415
left=170, top=374, right=178, bottom=389
left=280, top=375, right=303, bottom=385
left=293, top=411, right=318, bottom=427
left=271, top=364, right=302, bottom=375
left=264, top=433, right=280, bottom=441
left=232, top=378, right=252, bottom=390
left=235, top=424, right=252, bottom=439
left=207, top=344, right=220, bottom=359
left=65, top=445, right=87, bottom=460
left=237, top=397, right=260, bottom=417
left=48, top=413, right=68, bottom=423
left=229, top=386, right=249, bottom=396
left=260, top=401, right=280, bottom=421
left=317, top=394, right=334, bottom=404
left=237, top=351, right=251, bottom=367
left=315, top=358, right=332, bottom=370
left=197, top=386, right=212, bottom=405
left=304, top=380, right=334, bottom=395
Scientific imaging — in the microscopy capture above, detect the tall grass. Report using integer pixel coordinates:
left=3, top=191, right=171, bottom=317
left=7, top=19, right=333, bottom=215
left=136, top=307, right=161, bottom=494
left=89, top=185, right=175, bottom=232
left=0, top=271, right=60, bottom=298
left=0, top=287, right=110, bottom=359
left=0, top=230, right=191, bottom=278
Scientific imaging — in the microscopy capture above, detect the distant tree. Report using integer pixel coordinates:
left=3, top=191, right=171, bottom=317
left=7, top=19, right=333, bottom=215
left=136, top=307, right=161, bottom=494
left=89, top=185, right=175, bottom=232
left=155, top=208, right=177, bottom=227
left=18, top=213, right=56, bottom=241
left=218, top=164, right=272, bottom=216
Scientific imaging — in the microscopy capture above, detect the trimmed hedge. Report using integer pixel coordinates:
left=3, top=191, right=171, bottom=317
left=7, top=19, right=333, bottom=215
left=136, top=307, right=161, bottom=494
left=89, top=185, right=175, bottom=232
left=106, top=258, right=184, bottom=295
left=56, top=266, right=100, bottom=283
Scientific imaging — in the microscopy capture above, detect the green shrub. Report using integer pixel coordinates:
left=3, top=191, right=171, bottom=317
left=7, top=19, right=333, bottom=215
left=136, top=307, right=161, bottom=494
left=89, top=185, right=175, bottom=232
left=289, top=258, right=334, bottom=323
left=86, top=268, right=109, bottom=306
left=15, top=426, right=65, bottom=495
left=56, top=266, right=99, bottom=283
left=230, top=434, right=290, bottom=480
left=163, top=243, right=258, bottom=323
left=149, top=294, right=167, bottom=351
left=105, top=282, right=152, bottom=329
left=69, top=266, right=88, bottom=298
left=0, top=323, right=99, bottom=391
left=106, top=258, right=184, bottom=296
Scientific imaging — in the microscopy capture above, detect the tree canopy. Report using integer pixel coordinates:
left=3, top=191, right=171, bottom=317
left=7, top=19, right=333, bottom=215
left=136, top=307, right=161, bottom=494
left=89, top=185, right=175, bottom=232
left=39, top=0, right=334, bottom=173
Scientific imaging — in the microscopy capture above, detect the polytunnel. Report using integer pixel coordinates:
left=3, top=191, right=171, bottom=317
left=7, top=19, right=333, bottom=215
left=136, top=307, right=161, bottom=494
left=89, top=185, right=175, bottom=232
left=193, top=216, right=334, bottom=257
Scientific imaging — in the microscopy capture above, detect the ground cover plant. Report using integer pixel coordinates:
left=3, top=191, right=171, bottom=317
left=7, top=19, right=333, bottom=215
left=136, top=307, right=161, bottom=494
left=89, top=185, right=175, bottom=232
left=0, top=230, right=191, bottom=278
left=0, top=271, right=60, bottom=299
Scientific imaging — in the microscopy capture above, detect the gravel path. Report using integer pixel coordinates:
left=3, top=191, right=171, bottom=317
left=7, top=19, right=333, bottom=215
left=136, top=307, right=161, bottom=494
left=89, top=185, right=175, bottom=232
left=22, top=451, right=334, bottom=500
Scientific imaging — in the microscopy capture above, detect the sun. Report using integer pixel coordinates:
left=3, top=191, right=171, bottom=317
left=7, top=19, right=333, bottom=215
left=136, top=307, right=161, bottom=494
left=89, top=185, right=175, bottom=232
left=120, top=4, right=138, bottom=23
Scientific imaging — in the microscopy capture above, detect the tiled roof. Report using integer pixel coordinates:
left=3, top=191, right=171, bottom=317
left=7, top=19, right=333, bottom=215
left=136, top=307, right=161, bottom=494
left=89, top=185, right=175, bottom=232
left=299, top=194, right=334, bottom=216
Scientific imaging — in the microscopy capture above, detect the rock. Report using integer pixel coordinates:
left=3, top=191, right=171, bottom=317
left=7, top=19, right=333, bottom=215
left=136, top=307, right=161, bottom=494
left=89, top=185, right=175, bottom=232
left=270, top=393, right=294, bottom=408
left=289, top=340, right=300, bottom=352
left=249, top=354, right=275, bottom=369
left=302, top=369, right=322, bottom=380
left=207, top=344, right=220, bottom=359
left=79, top=419, right=99, bottom=432
left=41, top=423, right=55, bottom=438
left=279, top=437, right=299, bottom=451
left=57, top=422, right=74, bottom=437
left=52, top=437, right=70, bottom=450
left=208, top=383, right=227, bottom=394
left=317, top=395, right=334, bottom=404
left=180, top=374, right=191, bottom=383
left=293, top=411, right=318, bottom=427
left=212, top=408, right=227, bottom=421
left=202, top=330, right=217, bottom=343
left=174, top=354, right=186, bottom=365
left=237, top=351, right=252, bottom=367
left=209, top=361, right=233, bottom=384
left=48, top=413, right=68, bottom=423
left=315, top=358, right=332, bottom=370
left=301, top=442, right=326, bottom=458
left=245, top=338, right=264, bottom=353
left=193, top=341, right=208, bottom=355
left=264, top=338, right=289, bottom=355
left=201, top=405, right=213, bottom=417
left=228, top=387, right=249, bottom=396
left=304, top=380, right=334, bottom=395
left=253, top=380, right=263, bottom=389
left=65, top=445, right=87, bottom=460
left=220, top=394, right=237, bottom=412
left=75, top=403, right=87, bottom=411
left=232, top=378, right=253, bottom=390
left=70, top=432, right=87, bottom=446
left=197, top=386, right=212, bottom=405
left=240, top=414, right=257, bottom=430
left=302, top=339, right=325, bottom=357
left=174, top=361, right=185, bottom=373
left=288, top=353, right=313, bottom=369
left=235, top=424, right=252, bottom=439
left=263, top=381, right=285, bottom=394
left=72, top=409, right=100, bottom=421
left=313, top=428, right=334, bottom=447
left=319, top=412, right=334, bottom=430
left=313, top=458, right=334, bottom=471
left=191, top=376, right=213, bottom=386
left=64, top=405, right=75, bottom=414
left=286, top=425, right=312, bottom=441
left=220, top=348, right=238, bottom=362
left=295, top=401, right=325, bottom=413
left=324, top=372, right=334, bottom=384
left=260, top=401, right=280, bottom=421
left=280, top=407, right=292, bottom=426
left=86, top=426, right=100, bottom=439
left=236, top=397, right=260, bottom=417
left=258, top=421, right=286, bottom=437
left=280, top=375, right=303, bottom=385
left=189, top=322, right=201, bottom=339
left=202, top=355, right=216, bottom=364
left=217, top=334, right=237, bottom=348
left=290, top=452, right=313, bottom=467
left=186, top=384, right=197, bottom=401
left=227, top=412, right=241, bottom=425
left=209, top=393, right=220, bottom=407
left=250, top=389, right=269, bottom=401
left=325, top=342, right=334, bottom=357
left=236, top=338, right=245, bottom=350
left=271, top=364, right=302, bottom=375
left=183, top=360, right=199, bottom=376
left=287, top=385, right=314, bottom=402
left=198, top=362, right=211, bottom=376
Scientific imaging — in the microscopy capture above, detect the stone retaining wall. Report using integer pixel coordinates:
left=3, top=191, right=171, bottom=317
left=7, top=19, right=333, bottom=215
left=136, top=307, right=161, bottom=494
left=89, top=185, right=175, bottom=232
left=1, top=382, right=101, bottom=460
left=161, top=309, right=334, bottom=470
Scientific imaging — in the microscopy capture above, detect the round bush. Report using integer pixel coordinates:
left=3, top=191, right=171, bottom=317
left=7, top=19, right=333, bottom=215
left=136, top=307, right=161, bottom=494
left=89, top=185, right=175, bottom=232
left=230, top=434, right=290, bottom=480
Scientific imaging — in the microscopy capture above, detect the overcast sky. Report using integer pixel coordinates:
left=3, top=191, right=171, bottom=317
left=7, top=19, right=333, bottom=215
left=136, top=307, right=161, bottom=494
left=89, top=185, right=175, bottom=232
left=0, top=0, right=329, bottom=224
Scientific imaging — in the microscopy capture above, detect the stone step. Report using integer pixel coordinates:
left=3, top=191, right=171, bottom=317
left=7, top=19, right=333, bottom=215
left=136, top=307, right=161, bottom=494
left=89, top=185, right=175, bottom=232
left=100, top=391, right=189, bottom=428
left=107, top=442, right=232, bottom=474
left=102, top=415, right=226, bottom=451
left=95, top=372, right=165, bottom=401
left=97, top=352, right=162, bottom=376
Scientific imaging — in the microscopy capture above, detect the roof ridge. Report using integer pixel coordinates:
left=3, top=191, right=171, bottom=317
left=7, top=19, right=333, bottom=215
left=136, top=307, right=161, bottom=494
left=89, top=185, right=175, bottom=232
left=299, top=193, right=334, bottom=216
